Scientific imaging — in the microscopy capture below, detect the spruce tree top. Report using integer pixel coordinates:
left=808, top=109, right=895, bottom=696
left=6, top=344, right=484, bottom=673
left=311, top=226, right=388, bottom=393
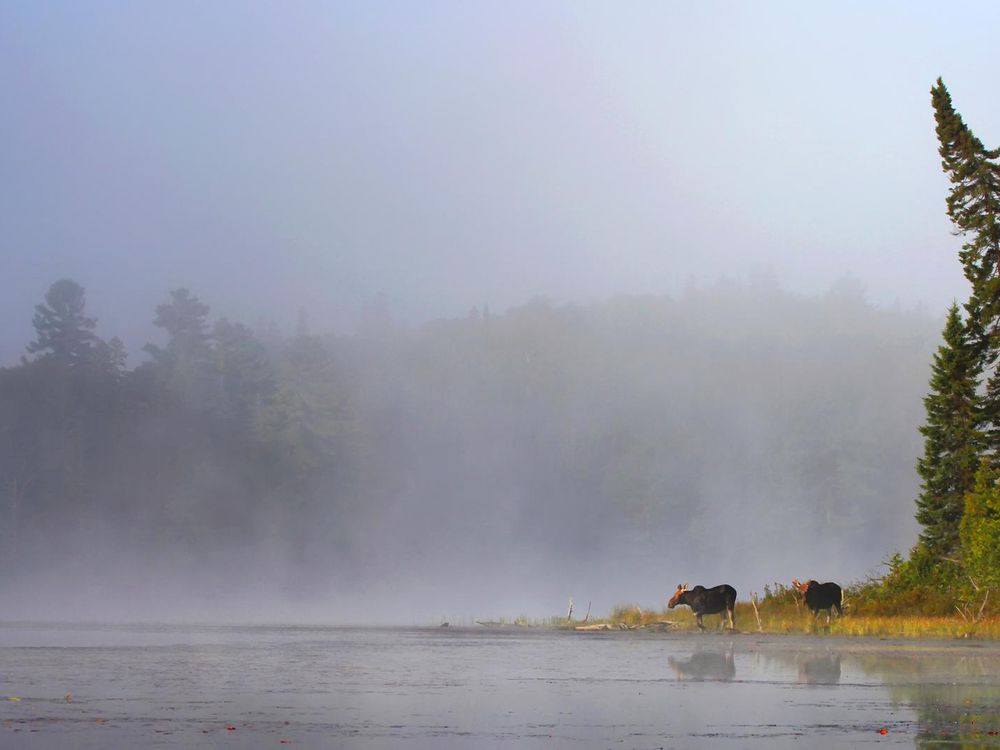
left=26, top=278, right=98, bottom=366
left=931, top=79, right=1000, bottom=309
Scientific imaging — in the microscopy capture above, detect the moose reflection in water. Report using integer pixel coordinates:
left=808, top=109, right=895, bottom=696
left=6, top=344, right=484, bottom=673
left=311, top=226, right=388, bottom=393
left=668, top=647, right=736, bottom=681
left=668, top=583, right=737, bottom=631
left=797, top=653, right=842, bottom=684
left=755, top=649, right=842, bottom=685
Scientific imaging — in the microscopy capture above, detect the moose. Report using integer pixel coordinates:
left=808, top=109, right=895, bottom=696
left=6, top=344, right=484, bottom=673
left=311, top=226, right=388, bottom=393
left=792, top=579, right=843, bottom=623
left=668, top=583, right=737, bottom=631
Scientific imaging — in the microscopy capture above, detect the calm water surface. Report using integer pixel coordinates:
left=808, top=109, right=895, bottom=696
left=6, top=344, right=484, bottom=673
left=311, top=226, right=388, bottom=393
left=1, top=623, right=999, bottom=748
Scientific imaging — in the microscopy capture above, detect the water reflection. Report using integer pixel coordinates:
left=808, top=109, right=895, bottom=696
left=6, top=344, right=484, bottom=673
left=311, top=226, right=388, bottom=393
left=754, top=644, right=1000, bottom=745
left=853, top=650, right=1000, bottom=748
left=668, top=647, right=736, bottom=681
left=718, top=646, right=841, bottom=686
left=796, top=653, right=841, bottom=685
left=2, top=626, right=999, bottom=748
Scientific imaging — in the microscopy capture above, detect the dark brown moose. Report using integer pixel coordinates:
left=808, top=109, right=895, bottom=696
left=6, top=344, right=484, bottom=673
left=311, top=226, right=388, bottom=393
left=792, top=579, right=843, bottom=623
left=668, top=583, right=737, bottom=631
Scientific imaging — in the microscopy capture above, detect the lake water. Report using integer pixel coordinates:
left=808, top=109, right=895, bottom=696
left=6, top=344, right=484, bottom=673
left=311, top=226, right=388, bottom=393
left=1, top=623, right=999, bottom=748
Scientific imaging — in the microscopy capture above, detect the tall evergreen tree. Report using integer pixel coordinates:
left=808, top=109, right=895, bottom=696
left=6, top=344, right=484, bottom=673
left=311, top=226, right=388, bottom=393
left=143, top=288, right=216, bottom=407
left=26, top=279, right=98, bottom=366
left=931, top=78, right=1000, bottom=446
left=143, top=288, right=212, bottom=364
left=915, top=303, right=982, bottom=556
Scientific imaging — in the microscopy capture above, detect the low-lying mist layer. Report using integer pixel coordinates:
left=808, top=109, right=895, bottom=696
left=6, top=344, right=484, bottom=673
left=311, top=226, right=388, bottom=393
left=0, top=279, right=938, bottom=622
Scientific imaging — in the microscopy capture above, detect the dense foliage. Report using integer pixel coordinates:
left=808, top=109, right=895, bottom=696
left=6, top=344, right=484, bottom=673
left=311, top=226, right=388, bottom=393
left=960, top=464, right=1000, bottom=591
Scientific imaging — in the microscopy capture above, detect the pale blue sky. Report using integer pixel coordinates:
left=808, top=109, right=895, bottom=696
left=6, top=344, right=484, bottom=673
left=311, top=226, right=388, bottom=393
left=2, top=1, right=999, bottom=363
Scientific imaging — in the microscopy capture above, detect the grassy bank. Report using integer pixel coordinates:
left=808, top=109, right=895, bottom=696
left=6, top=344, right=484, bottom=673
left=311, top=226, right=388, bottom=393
left=591, top=581, right=1000, bottom=639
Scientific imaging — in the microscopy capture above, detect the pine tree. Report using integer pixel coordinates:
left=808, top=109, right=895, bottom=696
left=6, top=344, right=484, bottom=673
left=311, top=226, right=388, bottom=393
left=26, top=279, right=99, bottom=367
left=143, top=288, right=212, bottom=365
left=93, top=336, right=128, bottom=378
left=915, top=303, right=983, bottom=556
left=143, top=288, right=217, bottom=407
left=931, top=79, right=1000, bottom=445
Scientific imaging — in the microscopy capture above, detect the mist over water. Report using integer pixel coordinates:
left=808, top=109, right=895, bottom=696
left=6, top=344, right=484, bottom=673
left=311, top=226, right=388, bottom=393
left=1, top=279, right=938, bottom=624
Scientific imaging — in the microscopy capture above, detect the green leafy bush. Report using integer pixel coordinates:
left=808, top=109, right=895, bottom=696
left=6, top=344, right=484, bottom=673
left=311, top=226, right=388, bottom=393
left=960, top=463, right=1000, bottom=591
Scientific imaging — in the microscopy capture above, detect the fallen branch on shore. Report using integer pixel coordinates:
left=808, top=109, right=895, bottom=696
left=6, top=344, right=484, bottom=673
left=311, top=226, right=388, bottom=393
left=574, top=620, right=676, bottom=631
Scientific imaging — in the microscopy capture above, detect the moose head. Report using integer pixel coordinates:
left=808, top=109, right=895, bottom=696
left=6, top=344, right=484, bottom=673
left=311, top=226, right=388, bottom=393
left=792, top=579, right=814, bottom=595
left=668, top=583, right=689, bottom=608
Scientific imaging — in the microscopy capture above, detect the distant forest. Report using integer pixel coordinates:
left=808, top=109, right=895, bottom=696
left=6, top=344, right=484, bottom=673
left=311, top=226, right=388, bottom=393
left=0, top=275, right=939, bottom=612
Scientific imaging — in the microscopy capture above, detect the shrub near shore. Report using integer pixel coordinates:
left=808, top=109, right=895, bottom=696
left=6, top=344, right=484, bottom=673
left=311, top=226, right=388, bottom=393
left=745, top=579, right=1000, bottom=639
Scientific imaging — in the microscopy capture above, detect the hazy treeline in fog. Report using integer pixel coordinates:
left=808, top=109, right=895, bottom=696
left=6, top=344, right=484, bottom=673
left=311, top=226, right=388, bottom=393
left=0, top=276, right=939, bottom=620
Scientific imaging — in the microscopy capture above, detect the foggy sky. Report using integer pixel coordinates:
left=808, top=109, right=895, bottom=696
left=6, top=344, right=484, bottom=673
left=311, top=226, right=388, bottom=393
left=2, top=2, right=999, bottom=364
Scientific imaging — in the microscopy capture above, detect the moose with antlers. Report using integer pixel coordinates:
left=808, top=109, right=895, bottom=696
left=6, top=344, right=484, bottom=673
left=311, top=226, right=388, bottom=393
left=792, top=579, right=843, bottom=623
left=668, top=583, right=737, bottom=631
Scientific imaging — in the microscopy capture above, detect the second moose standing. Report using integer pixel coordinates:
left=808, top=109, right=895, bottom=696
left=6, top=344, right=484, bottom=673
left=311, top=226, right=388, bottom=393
left=792, top=579, right=843, bottom=623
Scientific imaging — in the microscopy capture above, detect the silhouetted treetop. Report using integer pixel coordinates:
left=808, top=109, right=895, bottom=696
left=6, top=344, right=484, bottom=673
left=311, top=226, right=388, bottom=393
left=26, top=278, right=98, bottom=367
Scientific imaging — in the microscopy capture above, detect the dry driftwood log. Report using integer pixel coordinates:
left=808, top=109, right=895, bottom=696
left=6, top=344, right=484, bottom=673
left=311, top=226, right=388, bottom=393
left=574, top=620, right=677, bottom=632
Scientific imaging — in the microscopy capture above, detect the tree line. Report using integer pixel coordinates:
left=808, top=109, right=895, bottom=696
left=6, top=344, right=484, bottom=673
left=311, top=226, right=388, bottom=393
left=2, top=269, right=940, bottom=613
left=0, top=280, right=359, bottom=592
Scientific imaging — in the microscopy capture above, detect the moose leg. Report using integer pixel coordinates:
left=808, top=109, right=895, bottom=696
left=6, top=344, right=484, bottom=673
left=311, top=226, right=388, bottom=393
left=695, top=613, right=705, bottom=631
left=728, top=606, right=735, bottom=631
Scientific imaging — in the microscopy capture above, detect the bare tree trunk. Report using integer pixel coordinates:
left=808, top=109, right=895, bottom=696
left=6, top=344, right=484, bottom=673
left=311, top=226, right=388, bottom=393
left=750, top=592, right=763, bottom=633
left=977, top=589, right=991, bottom=622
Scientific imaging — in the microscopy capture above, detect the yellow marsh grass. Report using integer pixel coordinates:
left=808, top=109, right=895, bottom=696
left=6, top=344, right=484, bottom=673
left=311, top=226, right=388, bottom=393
left=598, top=602, right=1000, bottom=639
